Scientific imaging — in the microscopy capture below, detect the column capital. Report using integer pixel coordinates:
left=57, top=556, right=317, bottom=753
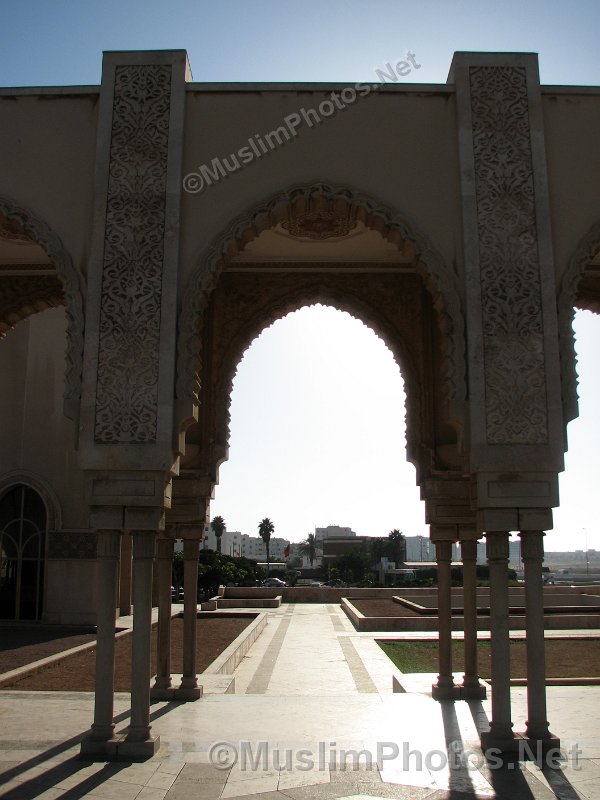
left=460, top=538, right=477, bottom=560
left=132, top=531, right=157, bottom=560
left=183, top=538, right=201, bottom=559
left=178, top=523, right=204, bottom=540
left=435, top=540, right=453, bottom=561
left=519, top=530, right=545, bottom=561
left=96, top=529, right=121, bottom=559
left=486, top=531, right=510, bottom=561
left=156, top=537, right=175, bottom=560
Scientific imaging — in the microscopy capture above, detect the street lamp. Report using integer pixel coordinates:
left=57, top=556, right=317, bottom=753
left=584, top=528, right=589, bottom=576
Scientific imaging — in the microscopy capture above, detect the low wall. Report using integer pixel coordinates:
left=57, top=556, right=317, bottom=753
left=203, top=612, right=267, bottom=675
left=220, top=586, right=434, bottom=603
left=341, top=598, right=600, bottom=632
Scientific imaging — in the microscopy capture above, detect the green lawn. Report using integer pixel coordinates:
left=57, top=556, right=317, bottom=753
left=377, top=638, right=600, bottom=678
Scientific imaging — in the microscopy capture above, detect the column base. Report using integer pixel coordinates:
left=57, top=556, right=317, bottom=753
left=119, top=735, right=161, bottom=759
left=460, top=679, right=487, bottom=699
left=150, top=677, right=174, bottom=701
left=431, top=681, right=462, bottom=700
left=518, top=732, right=561, bottom=759
left=480, top=728, right=518, bottom=754
left=79, top=736, right=122, bottom=760
left=173, top=684, right=203, bottom=701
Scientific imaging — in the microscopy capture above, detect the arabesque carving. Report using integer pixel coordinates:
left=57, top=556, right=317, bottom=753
left=470, top=66, right=548, bottom=445
left=0, top=197, right=85, bottom=420
left=94, top=64, right=171, bottom=443
left=176, top=182, right=466, bottom=433
left=558, top=220, right=600, bottom=424
left=0, top=275, right=64, bottom=334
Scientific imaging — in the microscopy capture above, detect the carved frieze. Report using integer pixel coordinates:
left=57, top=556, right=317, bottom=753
left=47, top=531, right=97, bottom=559
left=94, top=64, right=171, bottom=444
left=470, top=66, right=548, bottom=445
left=282, top=211, right=356, bottom=240
left=0, top=213, right=36, bottom=244
left=0, top=275, right=64, bottom=334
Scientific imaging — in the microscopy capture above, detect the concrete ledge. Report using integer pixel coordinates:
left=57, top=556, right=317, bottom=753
left=0, top=625, right=130, bottom=689
left=204, top=612, right=267, bottom=675
left=341, top=597, right=600, bottom=632
left=213, top=596, right=281, bottom=609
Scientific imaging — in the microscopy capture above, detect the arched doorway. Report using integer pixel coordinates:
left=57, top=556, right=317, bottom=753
left=208, top=304, right=426, bottom=545
left=0, top=484, right=47, bottom=620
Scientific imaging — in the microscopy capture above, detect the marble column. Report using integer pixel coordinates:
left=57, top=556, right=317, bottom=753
left=175, top=536, right=202, bottom=700
left=520, top=530, right=553, bottom=742
left=121, top=531, right=160, bottom=757
left=460, top=538, right=486, bottom=699
left=432, top=540, right=458, bottom=699
left=481, top=531, right=515, bottom=751
left=80, top=529, right=121, bottom=757
left=151, top=535, right=175, bottom=699
left=119, top=532, right=132, bottom=617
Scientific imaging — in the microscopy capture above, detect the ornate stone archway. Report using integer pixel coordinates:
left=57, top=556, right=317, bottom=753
left=0, top=196, right=85, bottom=420
left=176, top=182, right=466, bottom=439
left=558, top=219, right=600, bottom=425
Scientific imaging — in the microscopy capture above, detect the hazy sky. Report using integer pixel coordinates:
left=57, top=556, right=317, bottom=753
left=1, top=1, right=598, bottom=550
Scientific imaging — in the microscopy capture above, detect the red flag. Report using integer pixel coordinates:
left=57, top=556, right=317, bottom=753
left=283, top=543, right=290, bottom=558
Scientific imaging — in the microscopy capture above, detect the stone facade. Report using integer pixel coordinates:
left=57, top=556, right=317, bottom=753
left=1, top=49, right=599, bottom=755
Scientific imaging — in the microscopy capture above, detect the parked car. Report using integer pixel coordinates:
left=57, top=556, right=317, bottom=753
left=263, top=577, right=287, bottom=587
left=171, top=585, right=184, bottom=601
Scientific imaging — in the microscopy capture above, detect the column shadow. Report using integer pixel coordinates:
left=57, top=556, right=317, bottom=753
left=0, top=700, right=183, bottom=799
left=466, top=699, right=584, bottom=800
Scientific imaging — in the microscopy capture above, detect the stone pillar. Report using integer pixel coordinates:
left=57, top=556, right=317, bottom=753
left=460, top=538, right=486, bottom=699
left=80, top=530, right=121, bottom=758
left=481, top=531, right=515, bottom=751
left=175, top=535, right=202, bottom=700
left=121, top=531, right=160, bottom=757
left=520, top=531, right=557, bottom=746
left=119, top=532, right=132, bottom=616
left=432, top=540, right=459, bottom=699
left=151, top=535, right=175, bottom=699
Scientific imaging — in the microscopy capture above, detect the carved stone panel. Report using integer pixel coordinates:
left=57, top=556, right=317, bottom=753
left=469, top=65, right=548, bottom=446
left=47, top=531, right=97, bottom=559
left=94, top=64, right=171, bottom=444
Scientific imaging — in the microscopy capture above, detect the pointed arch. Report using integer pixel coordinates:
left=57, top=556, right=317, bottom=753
left=0, top=195, right=85, bottom=420
left=176, top=181, right=466, bottom=434
left=558, top=219, right=600, bottom=425
left=0, top=469, right=62, bottom=531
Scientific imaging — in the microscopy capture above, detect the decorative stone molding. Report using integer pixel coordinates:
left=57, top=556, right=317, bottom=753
left=94, top=64, right=172, bottom=444
left=0, top=197, right=85, bottom=420
left=282, top=210, right=356, bottom=240
left=206, top=273, right=425, bottom=478
left=47, top=531, right=97, bottom=559
left=176, top=181, right=466, bottom=432
left=558, top=219, right=600, bottom=425
left=0, top=275, right=64, bottom=334
left=469, top=65, right=547, bottom=445
left=0, top=213, right=36, bottom=244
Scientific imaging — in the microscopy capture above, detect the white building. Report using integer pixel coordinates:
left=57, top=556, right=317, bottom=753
left=315, top=525, right=356, bottom=541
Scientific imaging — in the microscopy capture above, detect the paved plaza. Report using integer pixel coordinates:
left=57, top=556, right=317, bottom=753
left=1, top=603, right=599, bottom=799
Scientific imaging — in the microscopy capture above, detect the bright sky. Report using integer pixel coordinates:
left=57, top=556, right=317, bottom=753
left=1, top=1, right=598, bottom=550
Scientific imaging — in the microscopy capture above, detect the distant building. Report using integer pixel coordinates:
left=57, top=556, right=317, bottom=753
left=405, top=535, right=435, bottom=562
left=315, top=525, right=356, bottom=541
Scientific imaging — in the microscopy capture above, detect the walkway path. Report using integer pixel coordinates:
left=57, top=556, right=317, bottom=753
left=0, top=603, right=599, bottom=800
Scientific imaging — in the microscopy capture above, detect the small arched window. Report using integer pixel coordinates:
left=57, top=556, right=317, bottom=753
left=0, top=484, right=47, bottom=620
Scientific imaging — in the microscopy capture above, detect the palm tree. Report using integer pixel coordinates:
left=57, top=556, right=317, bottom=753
left=298, top=533, right=318, bottom=567
left=211, top=515, right=226, bottom=554
left=388, top=529, right=407, bottom=564
left=258, top=517, right=274, bottom=576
